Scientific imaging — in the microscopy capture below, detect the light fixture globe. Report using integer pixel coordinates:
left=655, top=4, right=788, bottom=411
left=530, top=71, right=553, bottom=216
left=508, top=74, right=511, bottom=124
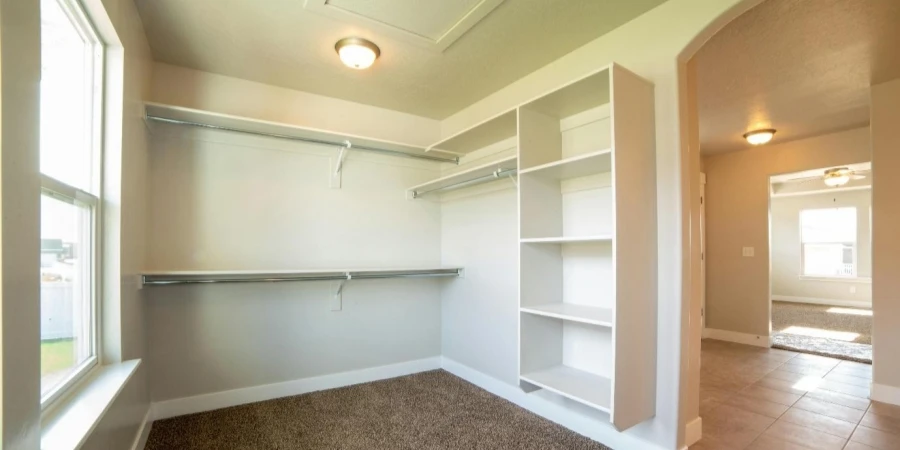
left=335, top=37, right=380, bottom=70
left=743, top=128, right=776, bottom=145
left=823, top=168, right=851, bottom=187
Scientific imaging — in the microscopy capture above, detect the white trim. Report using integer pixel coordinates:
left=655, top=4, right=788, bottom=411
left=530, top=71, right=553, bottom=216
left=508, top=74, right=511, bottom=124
left=684, top=416, right=702, bottom=448
left=440, top=357, right=667, bottom=450
left=871, top=383, right=900, bottom=406
left=702, top=328, right=772, bottom=348
left=151, top=357, right=441, bottom=420
left=771, top=295, right=871, bottom=309
left=130, top=407, right=152, bottom=450
left=797, top=276, right=871, bottom=284
left=41, top=360, right=141, bottom=450
left=771, top=185, right=871, bottom=198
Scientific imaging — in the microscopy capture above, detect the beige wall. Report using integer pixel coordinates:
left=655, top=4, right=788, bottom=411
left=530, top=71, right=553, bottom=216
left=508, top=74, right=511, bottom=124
left=703, top=127, right=871, bottom=336
left=771, top=189, right=872, bottom=305
left=150, top=63, right=441, bottom=148
left=0, top=0, right=42, bottom=447
left=871, top=78, right=900, bottom=400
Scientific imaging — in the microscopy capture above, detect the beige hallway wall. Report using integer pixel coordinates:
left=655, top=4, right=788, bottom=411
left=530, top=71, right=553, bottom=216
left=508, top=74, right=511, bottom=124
left=871, top=78, right=900, bottom=399
left=703, top=127, right=870, bottom=336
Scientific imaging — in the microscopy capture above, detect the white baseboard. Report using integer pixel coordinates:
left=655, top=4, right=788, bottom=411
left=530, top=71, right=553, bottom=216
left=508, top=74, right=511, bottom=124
left=151, top=357, right=441, bottom=420
left=440, top=357, right=667, bottom=450
left=684, top=416, right=702, bottom=448
left=702, top=328, right=772, bottom=348
left=772, top=295, right=871, bottom=309
left=871, top=383, right=900, bottom=406
left=130, top=407, right=152, bottom=450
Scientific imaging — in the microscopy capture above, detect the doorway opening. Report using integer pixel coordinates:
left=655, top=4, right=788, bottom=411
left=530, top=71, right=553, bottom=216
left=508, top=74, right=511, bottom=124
left=768, top=163, right=872, bottom=362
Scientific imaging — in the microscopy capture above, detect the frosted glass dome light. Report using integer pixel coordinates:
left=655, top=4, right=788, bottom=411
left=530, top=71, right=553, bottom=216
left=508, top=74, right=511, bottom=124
left=335, top=37, right=380, bottom=70
left=823, top=168, right=851, bottom=187
left=743, top=128, right=776, bottom=145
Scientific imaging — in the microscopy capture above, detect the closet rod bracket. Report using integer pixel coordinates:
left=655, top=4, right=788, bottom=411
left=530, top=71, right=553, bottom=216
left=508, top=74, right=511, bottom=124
left=331, top=141, right=352, bottom=189
left=332, top=272, right=352, bottom=311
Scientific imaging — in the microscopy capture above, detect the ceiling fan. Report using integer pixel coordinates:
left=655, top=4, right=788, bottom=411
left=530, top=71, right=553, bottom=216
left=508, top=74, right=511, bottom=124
left=791, top=167, right=868, bottom=187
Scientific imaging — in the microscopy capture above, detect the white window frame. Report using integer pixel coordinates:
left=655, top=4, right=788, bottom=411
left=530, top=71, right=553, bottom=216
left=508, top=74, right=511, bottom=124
left=39, top=0, right=105, bottom=410
left=799, top=207, right=858, bottom=280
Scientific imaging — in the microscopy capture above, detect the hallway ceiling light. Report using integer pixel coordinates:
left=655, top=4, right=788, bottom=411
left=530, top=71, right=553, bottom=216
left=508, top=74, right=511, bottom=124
left=335, top=37, right=380, bottom=70
left=743, top=128, right=776, bottom=145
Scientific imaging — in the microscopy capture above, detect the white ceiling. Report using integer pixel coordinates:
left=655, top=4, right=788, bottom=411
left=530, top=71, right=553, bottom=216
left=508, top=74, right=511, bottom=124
left=693, top=0, right=900, bottom=155
left=134, top=0, right=666, bottom=119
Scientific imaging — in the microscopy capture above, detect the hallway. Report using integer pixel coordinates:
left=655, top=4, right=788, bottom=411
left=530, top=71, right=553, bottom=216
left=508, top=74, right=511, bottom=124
left=693, top=339, right=898, bottom=449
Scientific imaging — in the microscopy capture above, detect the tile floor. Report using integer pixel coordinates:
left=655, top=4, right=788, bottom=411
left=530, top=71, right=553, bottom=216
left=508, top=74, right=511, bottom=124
left=692, top=339, right=900, bottom=450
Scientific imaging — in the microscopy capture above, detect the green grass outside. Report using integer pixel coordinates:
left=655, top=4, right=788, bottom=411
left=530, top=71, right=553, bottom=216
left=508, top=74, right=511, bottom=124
left=41, top=339, right=75, bottom=376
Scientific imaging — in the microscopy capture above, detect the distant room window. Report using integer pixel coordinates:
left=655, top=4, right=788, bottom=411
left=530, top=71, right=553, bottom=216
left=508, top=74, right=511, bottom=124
left=800, top=207, right=857, bottom=277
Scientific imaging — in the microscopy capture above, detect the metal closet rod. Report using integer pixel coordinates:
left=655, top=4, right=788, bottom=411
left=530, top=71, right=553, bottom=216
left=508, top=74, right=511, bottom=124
left=146, top=115, right=460, bottom=165
left=413, top=167, right=518, bottom=198
left=141, top=268, right=462, bottom=286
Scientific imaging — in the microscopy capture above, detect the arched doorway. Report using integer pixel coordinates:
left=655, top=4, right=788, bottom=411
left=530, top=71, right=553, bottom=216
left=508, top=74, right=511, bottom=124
left=679, top=1, right=900, bottom=448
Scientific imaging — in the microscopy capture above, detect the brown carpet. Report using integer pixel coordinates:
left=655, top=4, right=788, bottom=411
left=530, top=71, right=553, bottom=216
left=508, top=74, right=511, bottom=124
left=145, top=370, right=611, bottom=450
left=771, top=301, right=872, bottom=363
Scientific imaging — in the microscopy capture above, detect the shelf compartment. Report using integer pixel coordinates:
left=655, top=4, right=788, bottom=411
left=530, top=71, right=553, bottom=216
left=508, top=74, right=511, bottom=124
left=522, top=68, right=611, bottom=120
left=520, top=304, right=612, bottom=327
left=407, top=155, right=517, bottom=198
left=521, top=365, right=611, bottom=412
left=520, top=235, right=612, bottom=244
left=427, top=110, right=517, bottom=155
left=518, top=149, right=611, bottom=179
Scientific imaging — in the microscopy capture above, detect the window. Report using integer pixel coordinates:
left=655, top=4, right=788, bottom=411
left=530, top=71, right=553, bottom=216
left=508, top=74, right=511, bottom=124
left=40, top=0, right=103, bottom=406
left=800, top=207, right=857, bottom=278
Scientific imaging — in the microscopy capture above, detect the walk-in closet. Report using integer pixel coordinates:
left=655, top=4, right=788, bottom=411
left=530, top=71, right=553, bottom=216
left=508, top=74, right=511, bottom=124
left=5, top=1, right=737, bottom=449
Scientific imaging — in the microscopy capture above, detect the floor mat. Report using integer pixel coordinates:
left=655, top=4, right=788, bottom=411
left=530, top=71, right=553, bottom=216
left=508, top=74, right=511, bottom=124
left=771, top=332, right=871, bottom=363
left=772, top=301, right=872, bottom=363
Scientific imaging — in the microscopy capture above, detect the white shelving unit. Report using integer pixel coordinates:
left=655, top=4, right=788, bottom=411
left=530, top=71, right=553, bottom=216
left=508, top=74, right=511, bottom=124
left=517, top=64, right=658, bottom=431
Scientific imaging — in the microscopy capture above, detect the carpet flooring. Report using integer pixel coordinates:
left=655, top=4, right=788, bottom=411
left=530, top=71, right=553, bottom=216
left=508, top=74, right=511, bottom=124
left=771, top=301, right=872, bottom=363
left=145, top=370, right=611, bottom=450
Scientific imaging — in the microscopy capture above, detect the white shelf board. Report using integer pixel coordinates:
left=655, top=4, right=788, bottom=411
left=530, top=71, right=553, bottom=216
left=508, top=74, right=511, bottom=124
left=519, top=148, right=611, bottom=179
left=520, top=235, right=612, bottom=244
left=144, top=102, right=446, bottom=159
left=427, top=110, right=517, bottom=154
left=520, top=304, right=613, bottom=327
left=407, top=155, right=517, bottom=196
left=521, top=365, right=611, bottom=412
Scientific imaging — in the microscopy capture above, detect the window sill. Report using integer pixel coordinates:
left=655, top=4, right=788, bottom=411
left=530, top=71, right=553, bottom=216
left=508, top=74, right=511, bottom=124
left=798, top=276, right=872, bottom=284
left=41, top=359, right=141, bottom=450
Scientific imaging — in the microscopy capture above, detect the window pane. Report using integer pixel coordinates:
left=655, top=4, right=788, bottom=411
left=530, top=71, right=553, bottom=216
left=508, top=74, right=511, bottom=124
left=800, top=208, right=856, bottom=243
left=40, top=0, right=95, bottom=193
left=41, top=194, right=92, bottom=398
left=803, top=243, right=855, bottom=277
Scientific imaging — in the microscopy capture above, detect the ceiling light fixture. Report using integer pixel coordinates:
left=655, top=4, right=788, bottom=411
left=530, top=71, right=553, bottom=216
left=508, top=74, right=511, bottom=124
left=823, top=167, right=851, bottom=187
left=335, top=37, right=380, bottom=70
left=743, top=128, right=776, bottom=145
